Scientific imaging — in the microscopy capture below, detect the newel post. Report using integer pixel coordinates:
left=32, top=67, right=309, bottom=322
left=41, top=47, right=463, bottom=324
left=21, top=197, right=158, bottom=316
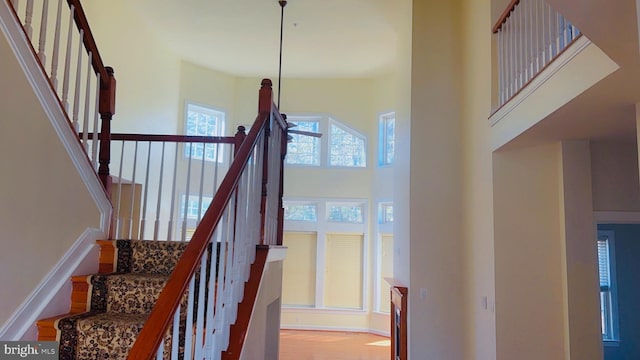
left=234, top=125, right=247, bottom=155
left=258, top=79, right=273, bottom=245
left=98, top=66, right=115, bottom=199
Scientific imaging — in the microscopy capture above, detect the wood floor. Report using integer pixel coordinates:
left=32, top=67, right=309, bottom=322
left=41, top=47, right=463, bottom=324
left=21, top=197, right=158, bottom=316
left=279, top=330, right=390, bottom=360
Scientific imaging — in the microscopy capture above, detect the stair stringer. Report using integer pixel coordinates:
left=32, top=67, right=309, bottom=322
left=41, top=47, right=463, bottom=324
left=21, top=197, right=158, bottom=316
left=0, top=1, right=111, bottom=340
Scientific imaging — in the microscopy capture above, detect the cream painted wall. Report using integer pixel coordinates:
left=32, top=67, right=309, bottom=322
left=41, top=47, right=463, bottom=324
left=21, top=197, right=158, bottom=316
left=591, top=140, right=640, bottom=212
left=82, top=1, right=181, bottom=135
left=559, top=141, right=602, bottom=360
left=179, top=61, right=237, bottom=132
left=0, top=31, right=101, bottom=326
left=408, top=1, right=465, bottom=359
left=460, top=0, right=497, bottom=358
left=493, top=143, right=567, bottom=360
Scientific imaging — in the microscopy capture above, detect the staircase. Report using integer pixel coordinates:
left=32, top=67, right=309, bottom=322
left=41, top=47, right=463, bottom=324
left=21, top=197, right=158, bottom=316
left=2, top=0, right=288, bottom=358
left=38, top=240, right=190, bottom=359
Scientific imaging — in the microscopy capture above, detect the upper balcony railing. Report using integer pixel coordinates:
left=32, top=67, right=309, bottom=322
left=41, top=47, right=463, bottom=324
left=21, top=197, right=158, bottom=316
left=7, top=0, right=115, bottom=194
left=494, top=0, right=581, bottom=108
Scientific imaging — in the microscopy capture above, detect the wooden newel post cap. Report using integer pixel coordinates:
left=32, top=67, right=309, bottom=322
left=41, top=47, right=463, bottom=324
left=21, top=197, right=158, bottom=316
left=99, top=66, right=116, bottom=116
left=261, top=79, right=273, bottom=88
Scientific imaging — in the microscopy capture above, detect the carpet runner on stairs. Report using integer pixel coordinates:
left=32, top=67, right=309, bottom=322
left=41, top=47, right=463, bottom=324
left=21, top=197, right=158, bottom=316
left=41, top=240, right=191, bottom=359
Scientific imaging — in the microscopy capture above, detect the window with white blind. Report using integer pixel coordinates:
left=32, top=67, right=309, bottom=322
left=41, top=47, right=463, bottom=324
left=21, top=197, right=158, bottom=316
left=378, top=234, right=393, bottom=313
left=597, top=230, right=619, bottom=341
left=282, top=199, right=367, bottom=310
left=282, top=232, right=317, bottom=307
left=324, top=233, right=364, bottom=309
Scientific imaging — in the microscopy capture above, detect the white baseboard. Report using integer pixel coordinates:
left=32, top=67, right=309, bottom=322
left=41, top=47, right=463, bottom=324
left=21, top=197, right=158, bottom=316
left=0, top=228, right=103, bottom=340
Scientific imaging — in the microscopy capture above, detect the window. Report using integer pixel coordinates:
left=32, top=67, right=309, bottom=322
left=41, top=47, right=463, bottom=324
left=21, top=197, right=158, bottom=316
left=379, top=112, right=395, bottom=165
left=284, top=203, right=318, bottom=221
left=184, top=103, right=225, bottom=162
left=327, top=203, right=365, bottom=223
left=286, top=119, right=320, bottom=166
left=285, top=115, right=367, bottom=168
left=330, top=123, right=366, bottom=167
left=379, top=202, right=394, bottom=224
left=597, top=231, right=619, bottom=341
left=180, top=194, right=213, bottom=220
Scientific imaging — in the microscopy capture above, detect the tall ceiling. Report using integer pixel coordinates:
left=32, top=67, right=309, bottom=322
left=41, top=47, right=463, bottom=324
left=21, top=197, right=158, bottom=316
left=126, top=0, right=401, bottom=78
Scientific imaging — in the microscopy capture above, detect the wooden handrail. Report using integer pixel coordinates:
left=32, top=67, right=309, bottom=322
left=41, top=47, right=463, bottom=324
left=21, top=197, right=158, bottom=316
left=127, top=80, right=277, bottom=360
left=66, top=0, right=109, bottom=85
left=85, top=132, right=237, bottom=144
left=493, top=0, right=520, bottom=33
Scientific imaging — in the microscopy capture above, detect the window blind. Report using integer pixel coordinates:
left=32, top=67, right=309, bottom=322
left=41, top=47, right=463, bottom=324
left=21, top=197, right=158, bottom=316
left=597, top=238, right=610, bottom=291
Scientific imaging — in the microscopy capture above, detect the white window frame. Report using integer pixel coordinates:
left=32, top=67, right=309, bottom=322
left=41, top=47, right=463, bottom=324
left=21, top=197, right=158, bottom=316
left=374, top=200, right=394, bottom=313
left=597, top=230, right=620, bottom=343
left=328, top=119, right=367, bottom=168
left=184, top=102, right=226, bottom=162
left=285, top=114, right=368, bottom=169
left=283, top=201, right=319, bottom=222
left=285, top=115, right=322, bottom=167
left=378, top=112, right=395, bottom=166
left=282, top=198, right=369, bottom=312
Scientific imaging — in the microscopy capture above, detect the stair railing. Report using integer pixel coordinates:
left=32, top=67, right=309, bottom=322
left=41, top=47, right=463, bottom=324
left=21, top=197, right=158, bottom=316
left=85, top=131, right=247, bottom=242
left=493, top=0, right=581, bottom=107
left=128, top=79, right=287, bottom=360
left=7, top=0, right=115, bottom=193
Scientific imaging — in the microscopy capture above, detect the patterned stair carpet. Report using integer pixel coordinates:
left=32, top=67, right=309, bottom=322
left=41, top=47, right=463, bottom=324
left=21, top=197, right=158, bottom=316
left=54, top=240, right=189, bottom=359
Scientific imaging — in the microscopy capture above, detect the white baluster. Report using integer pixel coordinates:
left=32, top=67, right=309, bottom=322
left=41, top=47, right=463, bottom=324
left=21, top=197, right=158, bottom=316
left=184, top=277, right=196, bottom=360
left=535, top=0, right=542, bottom=71
left=115, top=141, right=126, bottom=238
left=24, top=0, right=33, bottom=39
left=138, top=143, right=152, bottom=239
left=81, top=51, right=92, bottom=150
left=182, top=143, right=194, bottom=242
left=128, top=141, right=139, bottom=239
left=155, top=339, right=164, bottom=360
left=37, top=0, right=49, bottom=64
left=171, top=304, right=181, bottom=359
left=91, top=73, right=100, bottom=168
left=194, top=253, right=208, bottom=359
left=197, top=143, right=207, bottom=227
left=528, top=0, right=534, bottom=82
left=71, top=29, right=84, bottom=131
left=50, top=0, right=62, bottom=90
left=212, top=143, right=221, bottom=197
left=154, top=142, right=166, bottom=240
left=61, top=5, right=74, bottom=113
left=167, top=144, right=180, bottom=240
left=498, top=31, right=504, bottom=105
left=549, top=4, right=556, bottom=59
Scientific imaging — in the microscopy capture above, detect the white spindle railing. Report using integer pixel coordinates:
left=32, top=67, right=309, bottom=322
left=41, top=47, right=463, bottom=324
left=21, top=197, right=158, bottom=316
left=7, top=0, right=115, bottom=180
left=494, top=0, right=581, bottom=107
left=107, top=134, right=240, bottom=242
